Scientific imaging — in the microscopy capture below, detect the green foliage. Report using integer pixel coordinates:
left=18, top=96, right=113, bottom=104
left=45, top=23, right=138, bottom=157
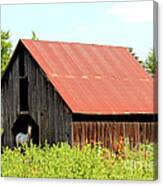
left=1, top=142, right=156, bottom=180
left=144, top=50, right=157, bottom=75
left=31, top=31, right=39, bottom=40
left=1, top=30, right=12, bottom=75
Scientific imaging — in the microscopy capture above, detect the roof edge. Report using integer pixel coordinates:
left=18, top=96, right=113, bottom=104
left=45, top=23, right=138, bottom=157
left=1, top=39, right=23, bottom=81
left=21, top=38, right=129, bottom=49
left=72, top=111, right=158, bottom=115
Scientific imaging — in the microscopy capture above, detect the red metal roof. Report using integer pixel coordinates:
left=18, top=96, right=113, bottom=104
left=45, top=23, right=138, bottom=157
left=21, top=39, right=155, bottom=115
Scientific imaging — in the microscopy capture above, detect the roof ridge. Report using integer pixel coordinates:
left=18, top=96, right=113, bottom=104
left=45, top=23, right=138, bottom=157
left=21, top=39, right=129, bottom=49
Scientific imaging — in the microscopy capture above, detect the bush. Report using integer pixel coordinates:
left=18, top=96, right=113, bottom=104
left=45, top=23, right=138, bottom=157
left=1, top=142, right=157, bottom=180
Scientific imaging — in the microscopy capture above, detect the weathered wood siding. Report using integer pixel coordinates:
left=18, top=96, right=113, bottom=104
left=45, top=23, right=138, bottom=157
left=25, top=49, right=72, bottom=145
left=1, top=56, right=20, bottom=147
left=1, top=47, right=72, bottom=147
left=72, top=115, right=157, bottom=149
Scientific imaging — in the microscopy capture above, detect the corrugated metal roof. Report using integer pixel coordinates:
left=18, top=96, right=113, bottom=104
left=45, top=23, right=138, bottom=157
left=21, top=39, right=155, bottom=115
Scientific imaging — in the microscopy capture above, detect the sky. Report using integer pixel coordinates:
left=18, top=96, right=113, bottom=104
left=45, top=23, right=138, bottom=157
left=1, top=0, right=153, bottom=61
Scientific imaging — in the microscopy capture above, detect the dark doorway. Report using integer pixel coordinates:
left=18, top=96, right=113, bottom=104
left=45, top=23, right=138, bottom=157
left=12, top=114, right=39, bottom=146
left=19, top=77, right=29, bottom=111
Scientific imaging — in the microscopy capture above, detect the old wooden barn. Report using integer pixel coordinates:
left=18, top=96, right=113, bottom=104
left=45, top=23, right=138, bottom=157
left=1, top=39, right=157, bottom=148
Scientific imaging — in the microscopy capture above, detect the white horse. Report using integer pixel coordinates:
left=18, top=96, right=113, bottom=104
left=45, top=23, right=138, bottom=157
left=15, top=125, right=32, bottom=147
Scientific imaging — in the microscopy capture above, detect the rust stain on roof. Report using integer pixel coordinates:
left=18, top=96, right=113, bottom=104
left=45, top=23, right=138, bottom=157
left=21, top=39, right=155, bottom=115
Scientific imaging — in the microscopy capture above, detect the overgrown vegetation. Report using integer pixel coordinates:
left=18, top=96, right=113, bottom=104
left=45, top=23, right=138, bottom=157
left=144, top=50, right=157, bottom=75
left=1, top=30, right=12, bottom=75
left=31, top=30, right=39, bottom=40
left=1, top=142, right=156, bottom=180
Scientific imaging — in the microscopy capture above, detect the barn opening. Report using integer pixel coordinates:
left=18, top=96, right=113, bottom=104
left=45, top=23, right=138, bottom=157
left=19, top=77, right=29, bottom=111
left=12, top=114, right=39, bottom=146
left=19, top=48, right=29, bottom=111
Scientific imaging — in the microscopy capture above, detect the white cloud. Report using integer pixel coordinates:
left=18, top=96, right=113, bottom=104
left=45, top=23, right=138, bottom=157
left=106, top=1, right=153, bottom=23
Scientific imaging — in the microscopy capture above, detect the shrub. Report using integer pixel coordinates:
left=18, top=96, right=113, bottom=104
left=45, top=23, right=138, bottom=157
left=1, top=142, right=157, bottom=180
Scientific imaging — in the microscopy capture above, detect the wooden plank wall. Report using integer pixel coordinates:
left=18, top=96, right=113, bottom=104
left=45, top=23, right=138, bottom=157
left=25, top=50, right=72, bottom=145
left=1, top=47, right=72, bottom=147
left=1, top=56, right=20, bottom=147
left=72, top=121, right=157, bottom=150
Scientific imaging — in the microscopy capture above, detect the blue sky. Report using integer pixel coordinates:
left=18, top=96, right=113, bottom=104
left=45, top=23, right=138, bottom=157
left=1, top=1, right=153, bottom=61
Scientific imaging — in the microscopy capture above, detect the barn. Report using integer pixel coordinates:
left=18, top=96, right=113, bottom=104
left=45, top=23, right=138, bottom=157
left=1, top=39, right=157, bottom=148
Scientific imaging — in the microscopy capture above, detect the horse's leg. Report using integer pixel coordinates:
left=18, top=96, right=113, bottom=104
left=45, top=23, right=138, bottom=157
left=16, top=136, right=19, bottom=148
left=16, top=139, right=19, bottom=147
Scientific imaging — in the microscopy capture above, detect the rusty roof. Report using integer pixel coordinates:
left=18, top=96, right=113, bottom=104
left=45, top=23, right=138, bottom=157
left=20, top=39, right=155, bottom=115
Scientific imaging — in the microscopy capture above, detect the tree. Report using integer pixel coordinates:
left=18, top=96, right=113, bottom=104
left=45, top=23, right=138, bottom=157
left=144, top=50, right=157, bottom=75
left=31, top=31, right=39, bottom=40
left=1, top=30, right=12, bottom=75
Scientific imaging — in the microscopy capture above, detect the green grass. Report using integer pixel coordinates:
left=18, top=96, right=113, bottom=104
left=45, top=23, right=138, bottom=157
left=1, top=142, right=157, bottom=180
